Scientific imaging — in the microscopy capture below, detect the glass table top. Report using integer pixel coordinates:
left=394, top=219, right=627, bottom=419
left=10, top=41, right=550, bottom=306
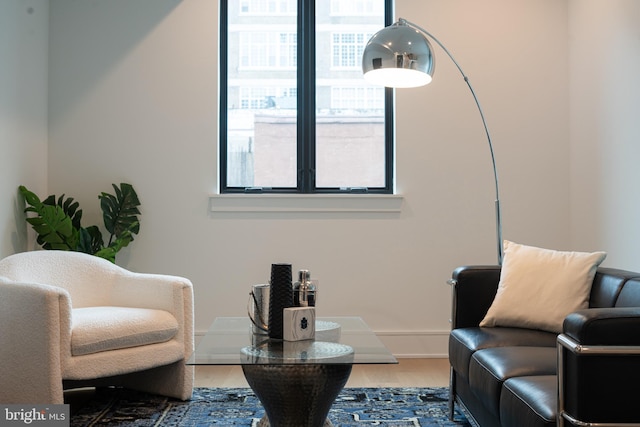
left=188, top=316, right=397, bottom=365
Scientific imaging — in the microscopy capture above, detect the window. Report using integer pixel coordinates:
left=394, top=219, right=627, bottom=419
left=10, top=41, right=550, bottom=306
left=331, top=33, right=372, bottom=69
left=331, top=86, right=384, bottom=110
left=220, top=0, right=393, bottom=193
left=240, top=0, right=297, bottom=15
left=330, top=0, right=383, bottom=16
left=239, top=32, right=297, bottom=69
left=239, top=87, right=297, bottom=109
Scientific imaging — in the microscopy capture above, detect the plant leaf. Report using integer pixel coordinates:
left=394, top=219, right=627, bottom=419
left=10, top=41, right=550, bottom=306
left=99, top=183, right=141, bottom=242
left=20, top=183, right=141, bottom=260
left=77, top=226, right=104, bottom=254
left=19, top=186, right=42, bottom=208
left=42, top=193, right=83, bottom=230
left=25, top=204, right=79, bottom=250
left=42, top=194, right=56, bottom=205
left=20, top=185, right=80, bottom=251
left=93, top=247, right=117, bottom=263
left=94, top=229, right=134, bottom=263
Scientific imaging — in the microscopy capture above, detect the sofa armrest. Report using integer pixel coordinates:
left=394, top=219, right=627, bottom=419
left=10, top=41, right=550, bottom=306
left=558, top=308, right=640, bottom=425
left=449, top=265, right=501, bottom=329
left=0, top=278, right=72, bottom=403
left=563, top=307, right=640, bottom=345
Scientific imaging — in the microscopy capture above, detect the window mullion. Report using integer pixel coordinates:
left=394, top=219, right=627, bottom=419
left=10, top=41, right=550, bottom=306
left=219, top=0, right=230, bottom=192
left=384, top=0, right=394, bottom=194
left=297, top=0, right=316, bottom=193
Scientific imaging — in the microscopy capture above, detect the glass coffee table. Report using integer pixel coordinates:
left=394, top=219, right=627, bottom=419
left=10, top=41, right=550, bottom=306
left=188, top=316, right=397, bottom=427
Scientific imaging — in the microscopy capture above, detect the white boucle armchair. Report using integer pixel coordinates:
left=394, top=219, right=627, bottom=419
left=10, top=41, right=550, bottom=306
left=0, top=250, right=194, bottom=404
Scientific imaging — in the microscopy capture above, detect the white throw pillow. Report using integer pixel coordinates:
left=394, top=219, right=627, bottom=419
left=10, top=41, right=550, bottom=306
left=480, top=240, right=607, bottom=333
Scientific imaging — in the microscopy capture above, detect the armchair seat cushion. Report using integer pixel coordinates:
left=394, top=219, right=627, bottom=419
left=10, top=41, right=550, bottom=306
left=71, top=307, right=179, bottom=356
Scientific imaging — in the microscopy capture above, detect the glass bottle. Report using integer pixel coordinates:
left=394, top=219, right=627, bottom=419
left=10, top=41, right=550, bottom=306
left=293, top=269, right=316, bottom=307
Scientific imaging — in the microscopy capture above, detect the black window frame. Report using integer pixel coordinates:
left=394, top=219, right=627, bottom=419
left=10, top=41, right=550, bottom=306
left=219, top=0, right=394, bottom=194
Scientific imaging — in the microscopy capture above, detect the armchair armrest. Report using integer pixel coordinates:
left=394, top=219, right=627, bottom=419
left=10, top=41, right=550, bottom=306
left=0, top=278, right=72, bottom=403
left=111, top=271, right=194, bottom=356
left=558, top=308, right=640, bottom=426
left=111, top=272, right=193, bottom=313
left=449, top=265, right=501, bottom=329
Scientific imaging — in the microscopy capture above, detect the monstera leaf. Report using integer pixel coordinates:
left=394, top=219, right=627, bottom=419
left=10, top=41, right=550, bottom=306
left=99, top=183, right=141, bottom=245
left=42, top=193, right=83, bottom=230
left=77, top=225, right=104, bottom=255
left=19, top=186, right=80, bottom=250
left=19, top=183, right=141, bottom=263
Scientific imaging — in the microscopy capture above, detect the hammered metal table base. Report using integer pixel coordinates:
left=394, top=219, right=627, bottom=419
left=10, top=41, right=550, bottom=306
left=243, top=364, right=352, bottom=427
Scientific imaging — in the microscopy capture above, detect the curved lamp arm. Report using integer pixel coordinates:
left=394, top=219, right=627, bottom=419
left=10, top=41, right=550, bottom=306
left=403, top=18, right=503, bottom=264
left=373, top=18, right=504, bottom=264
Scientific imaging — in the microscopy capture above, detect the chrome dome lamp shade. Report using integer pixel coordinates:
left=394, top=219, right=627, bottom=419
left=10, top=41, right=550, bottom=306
left=362, top=19, right=435, bottom=88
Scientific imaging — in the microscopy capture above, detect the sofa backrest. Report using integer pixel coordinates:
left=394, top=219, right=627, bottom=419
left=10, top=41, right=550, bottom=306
left=590, top=267, right=640, bottom=308
left=615, top=278, right=640, bottom=307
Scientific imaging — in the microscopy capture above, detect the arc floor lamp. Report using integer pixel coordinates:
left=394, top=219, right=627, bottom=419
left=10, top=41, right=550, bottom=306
left=362, top=18, right=504, bottom=264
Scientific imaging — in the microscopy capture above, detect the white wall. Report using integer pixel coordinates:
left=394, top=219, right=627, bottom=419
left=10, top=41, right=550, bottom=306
left=0, top=0, right=49, bottom=259
left=47, top=0, right=571, bottom=355
left=569, top=0, right=640, bottom=271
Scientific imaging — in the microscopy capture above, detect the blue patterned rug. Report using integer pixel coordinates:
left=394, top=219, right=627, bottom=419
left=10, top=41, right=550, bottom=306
left=70, top=387, right=470, bottom=426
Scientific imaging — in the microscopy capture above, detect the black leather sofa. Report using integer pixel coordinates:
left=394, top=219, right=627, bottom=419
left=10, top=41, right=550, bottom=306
left=448, top=265, right=640, bottom=427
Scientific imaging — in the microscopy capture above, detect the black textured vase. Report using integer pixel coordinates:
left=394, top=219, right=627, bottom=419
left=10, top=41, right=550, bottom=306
left=268, top=263, right=294, bottom=339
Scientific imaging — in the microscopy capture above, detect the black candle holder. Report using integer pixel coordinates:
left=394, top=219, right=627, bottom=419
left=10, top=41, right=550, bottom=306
left=268, top=263, right=294, bottom=339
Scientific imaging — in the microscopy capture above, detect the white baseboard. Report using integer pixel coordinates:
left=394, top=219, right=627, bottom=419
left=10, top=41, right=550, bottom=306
left=194, top=329, right=450, bottom=358
left=375, top=330, right=450, bottom=358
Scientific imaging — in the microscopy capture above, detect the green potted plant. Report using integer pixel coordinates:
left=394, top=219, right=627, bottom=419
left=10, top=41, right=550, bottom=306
left=19, top=183, right=141, bottom=263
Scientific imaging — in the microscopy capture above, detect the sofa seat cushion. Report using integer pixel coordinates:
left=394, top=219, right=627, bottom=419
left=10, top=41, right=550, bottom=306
left=500, top=376, right=556, bottom=427
left=468, top=347, right=557, bottom=418
left=449, top=327, right=557, bottom=380
left=71, top=306, right=179, bottom=356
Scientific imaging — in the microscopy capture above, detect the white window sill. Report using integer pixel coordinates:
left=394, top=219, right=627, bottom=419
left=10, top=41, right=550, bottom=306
left=209, top=194, right=403, bottom=214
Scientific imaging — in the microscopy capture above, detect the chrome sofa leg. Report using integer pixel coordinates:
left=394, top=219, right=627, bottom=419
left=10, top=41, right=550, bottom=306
left=449, top=366, right=456, bottom=420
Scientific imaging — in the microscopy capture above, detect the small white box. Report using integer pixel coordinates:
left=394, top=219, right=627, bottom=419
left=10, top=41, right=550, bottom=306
left=283, top=307, right=316, bottom=341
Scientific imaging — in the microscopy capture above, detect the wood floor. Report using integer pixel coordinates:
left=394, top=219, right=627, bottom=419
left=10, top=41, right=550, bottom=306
left=66, top=358, right=450, bottom=414
left=194, top=358, right=451, bottom=388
